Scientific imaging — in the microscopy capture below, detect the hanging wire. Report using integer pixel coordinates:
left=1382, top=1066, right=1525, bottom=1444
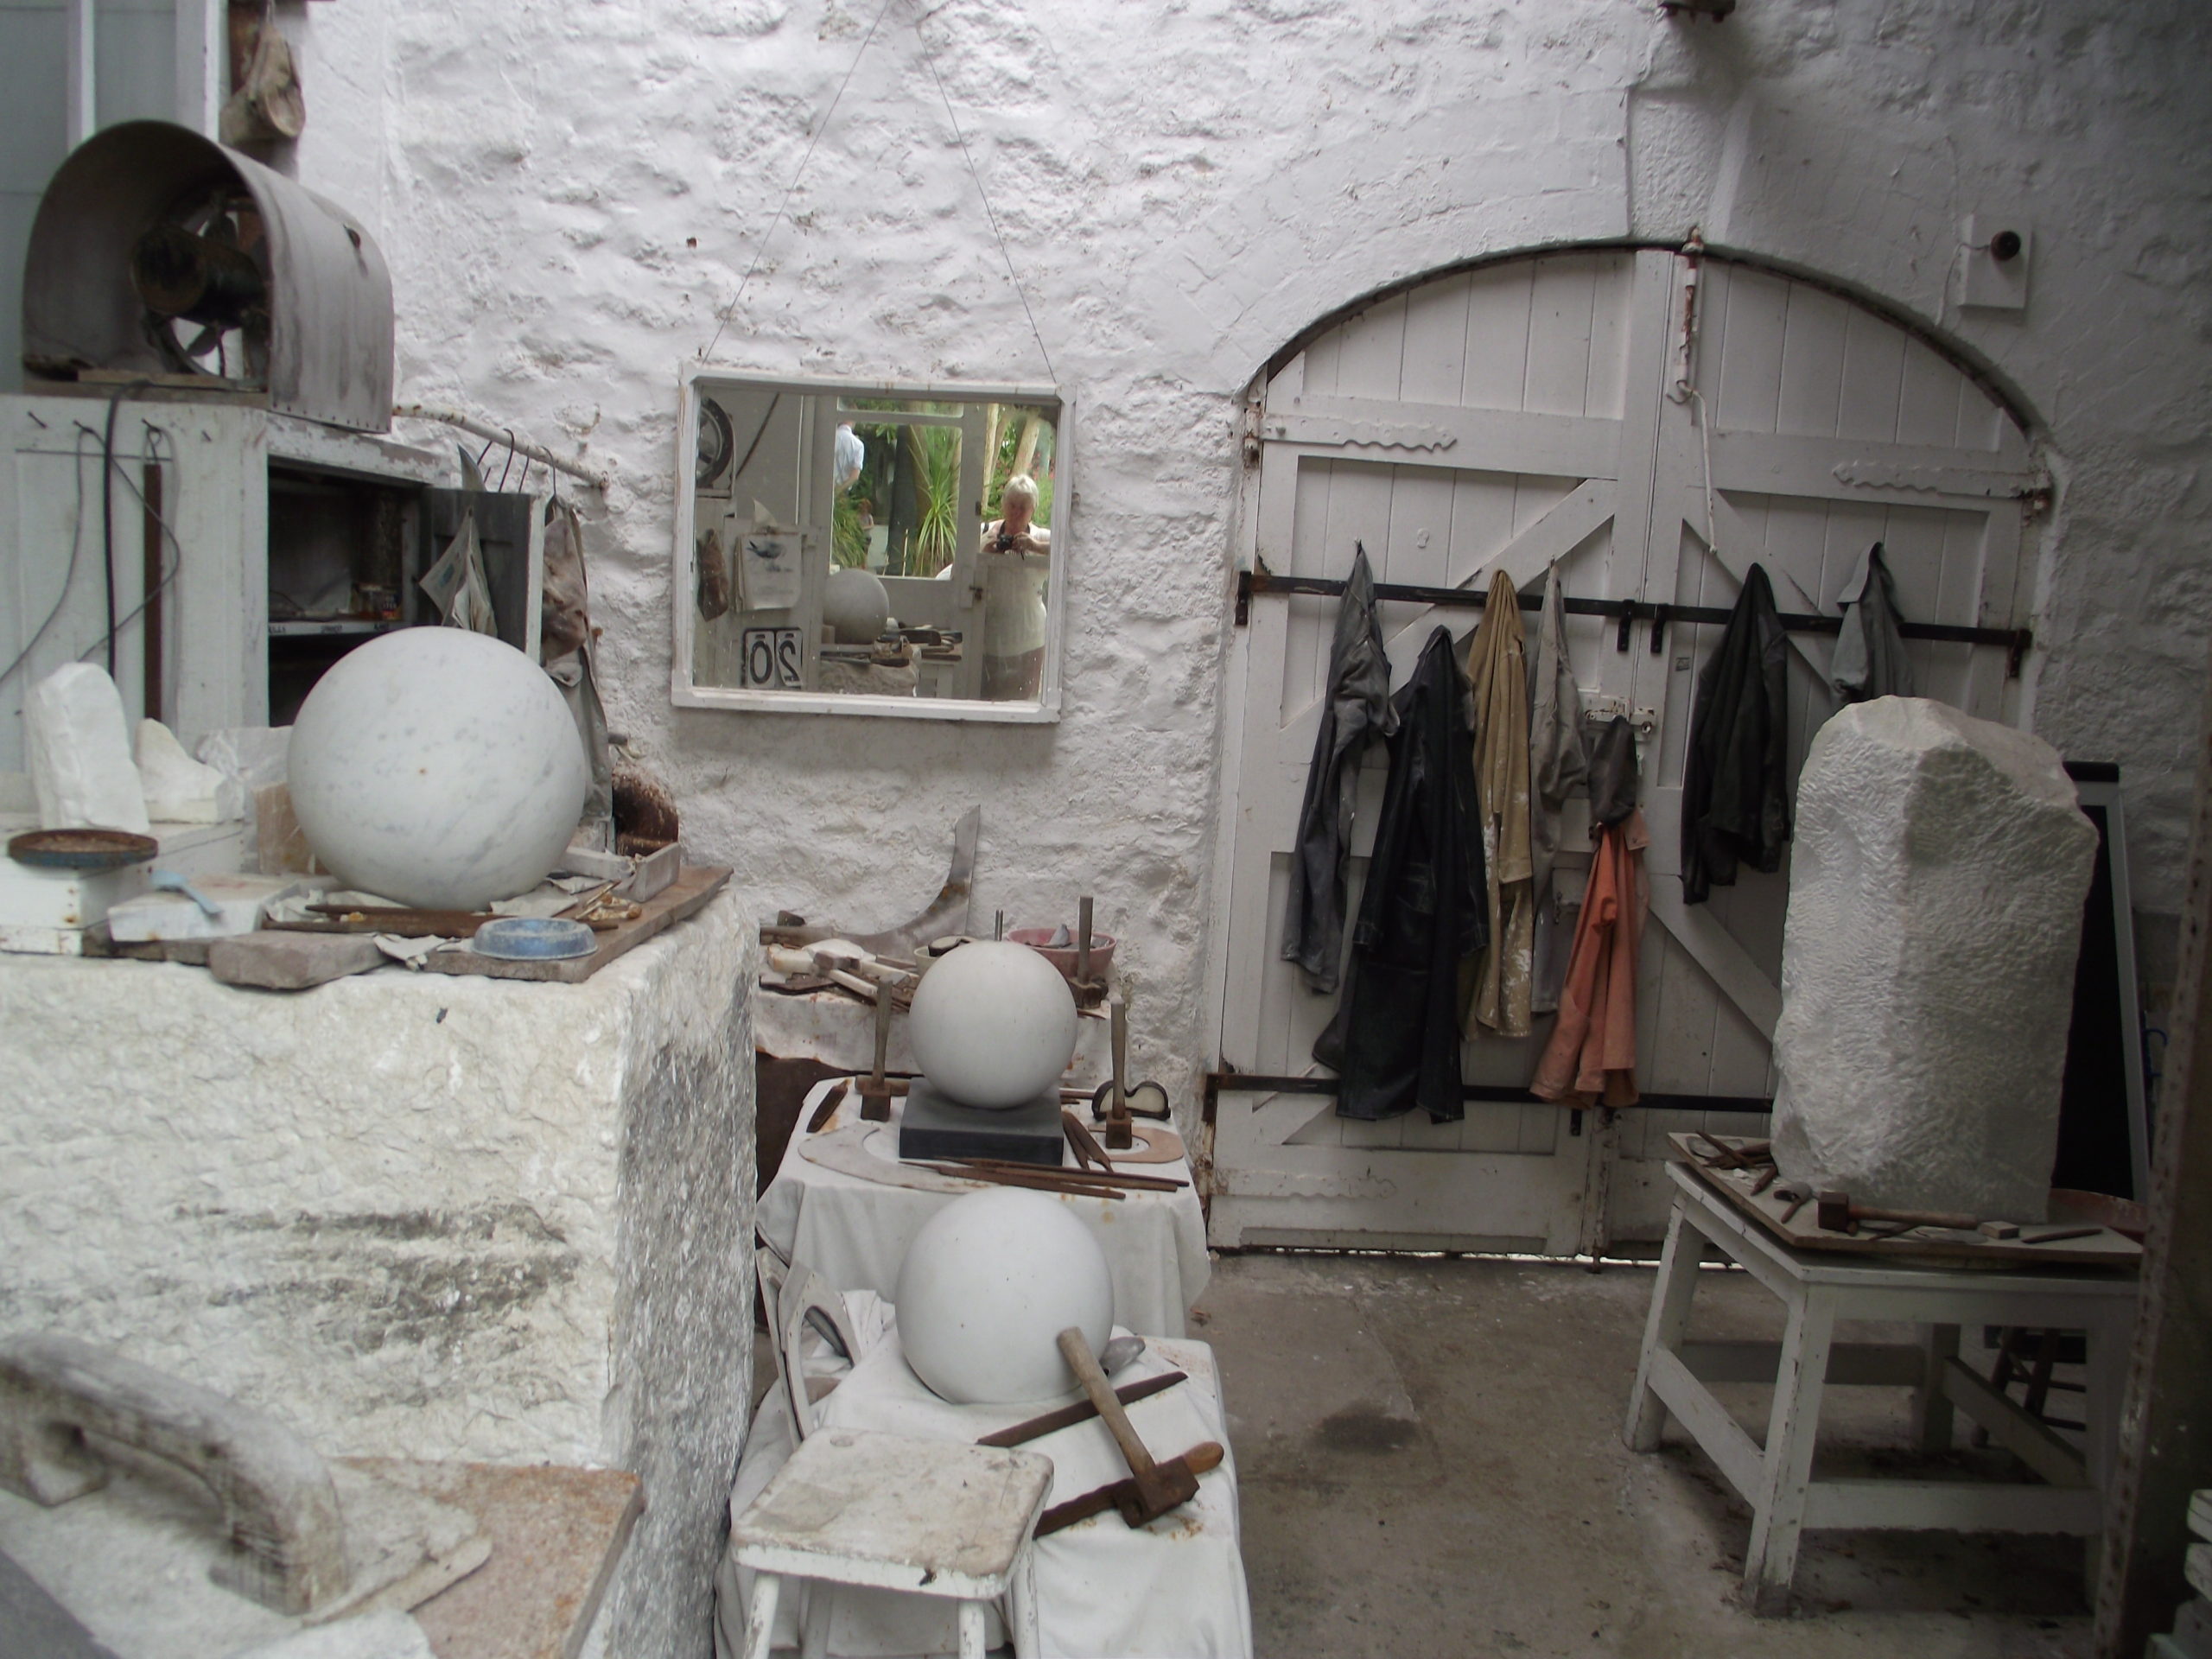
left=700, top=0, right=899, bottom=361
left=910, top=9, right=1058, bottom=385
left=496, top=429, right=518, bottom=493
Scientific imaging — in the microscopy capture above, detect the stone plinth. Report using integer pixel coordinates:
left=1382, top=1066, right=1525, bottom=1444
left=0, top=893, right=756, bottom=1659
left=1770, top=700, right=2097, bottom=1222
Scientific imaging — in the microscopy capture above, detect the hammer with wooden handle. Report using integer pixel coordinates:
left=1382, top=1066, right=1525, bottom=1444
left=1055, top=1327, right=1206, bottom=1526
left=1815, top=1190, right=2003, bottom=1236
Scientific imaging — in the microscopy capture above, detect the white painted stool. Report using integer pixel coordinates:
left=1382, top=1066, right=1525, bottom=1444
left=730, top=1427, right=1053, bottom=1659
left=1627, top=1160, right=2139, bottom=1614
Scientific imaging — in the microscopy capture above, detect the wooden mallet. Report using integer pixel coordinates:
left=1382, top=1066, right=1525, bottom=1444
left=1056, top=1326, right=1210, bottom=1526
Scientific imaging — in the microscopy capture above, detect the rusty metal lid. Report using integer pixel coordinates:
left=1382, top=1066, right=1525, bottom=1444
left=7, top=828, right=159, bottom=869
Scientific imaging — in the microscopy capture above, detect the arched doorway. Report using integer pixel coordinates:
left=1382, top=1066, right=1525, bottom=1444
left=1209, top=245, right=2046, bottom=1254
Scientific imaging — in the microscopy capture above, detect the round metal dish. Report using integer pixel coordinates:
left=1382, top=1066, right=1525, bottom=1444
left=472, top=917, right=598, bottom=961
left=7, top=828, right=160, bottom=869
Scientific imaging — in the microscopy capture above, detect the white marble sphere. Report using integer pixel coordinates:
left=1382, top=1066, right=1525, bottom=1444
left=289, top=628, right=589, bottom=910
left=908, top=941, right=1077, bottom=1109
left=894, top=1189, right=1115, bottom=1405
left=823, top=566, right=890, bottom=643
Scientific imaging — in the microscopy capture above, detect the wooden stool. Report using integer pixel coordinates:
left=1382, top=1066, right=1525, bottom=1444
left=1627, top=1160, right=2138, bottom=1614
left=730, top=1428, right=1052, bottom=1659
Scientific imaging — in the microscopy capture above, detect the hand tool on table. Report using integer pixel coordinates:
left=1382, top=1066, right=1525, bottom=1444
left=2020, top=1224, right=2101, bottom=1245
left=944, top=1157, right=1186, bottom=1192
left=1035, top=1441, right=1227, bottom=1537
left=1693, top=1132, right=1772, bottom=1171
left=804, top=1081, right=849, bottom=1135
left=1104, top=994, right=1134, bottom=1151
left=916, top=1162, right=1127, bottom=1201
left=1054, top=1327, right=1216, bottom=1528
left=1815, top=1191, right=2018, bottom=1237
left=1773, top=1182, right=1812, bottom=1225
left=1062, top=1109, right=1113, bottom=1173
left=858, top=990, right=896, bottom=1122
left=976, top=1370, right=1188, bottom=1448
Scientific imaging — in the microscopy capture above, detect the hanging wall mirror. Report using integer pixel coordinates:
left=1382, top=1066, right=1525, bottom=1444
left=672, top=368, right=1066, bottom=721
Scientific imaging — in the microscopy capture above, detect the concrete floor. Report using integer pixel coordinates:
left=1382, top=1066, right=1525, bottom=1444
left=1193, top=1252, right=2091, bottom=1659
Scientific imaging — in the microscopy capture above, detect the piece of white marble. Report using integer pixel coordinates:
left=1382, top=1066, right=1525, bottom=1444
left=26, top=664, right=149, bottom=833
left=1770, top=698, right=2099, bottom=1222
left=287, top=629, right=588, bottom=911
left=906, top=940, right=1077, bottom=1109
left=136, top=719, right=227, bottom=823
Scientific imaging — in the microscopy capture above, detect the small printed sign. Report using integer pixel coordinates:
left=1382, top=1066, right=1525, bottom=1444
left=742, top=626, right=804, bottom=689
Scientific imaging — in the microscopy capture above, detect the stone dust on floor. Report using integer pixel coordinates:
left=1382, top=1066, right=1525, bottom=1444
left=1193, top=1251, right=2090, bottom=1659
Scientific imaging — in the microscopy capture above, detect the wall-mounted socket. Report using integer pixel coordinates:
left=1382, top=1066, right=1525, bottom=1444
left=1960, top=213, right=2031, bottom=311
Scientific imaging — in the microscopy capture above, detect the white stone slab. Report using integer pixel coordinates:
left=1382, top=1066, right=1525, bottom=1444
left=26, top=664, right=148, bottom=833
left=135, top=720, right=226, bottom=824
left=1770, top=699, right=2098, bottom=1221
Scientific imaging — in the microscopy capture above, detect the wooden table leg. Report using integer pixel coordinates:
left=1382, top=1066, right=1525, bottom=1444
left=1006, top=1541, right=1040, bottom=1659
left=1915, top=1323, right=1960, bottom=1452
left=1743, top=1287, right=1839, bottom=1615
left=1627, top=1205, right=1704, bottom=1452
left=744, top=1572, right=783, bottom=1659
left=957, top=1599, right=988, bottom=1659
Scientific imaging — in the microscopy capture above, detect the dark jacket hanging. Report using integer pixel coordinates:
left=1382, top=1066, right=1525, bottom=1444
left=1281, top=546, right=1397, bottom=994
left=1314, top=626, right=1488, bottom=1122
left=1681, top=562, right=1792, bottom=905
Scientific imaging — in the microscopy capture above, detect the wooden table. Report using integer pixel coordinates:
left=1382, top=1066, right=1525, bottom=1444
left=1627, top=1160, right=2139, bottom=1614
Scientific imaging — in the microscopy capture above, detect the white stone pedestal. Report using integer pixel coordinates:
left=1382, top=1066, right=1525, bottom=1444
left=0, top=893, right=757, bottom=1658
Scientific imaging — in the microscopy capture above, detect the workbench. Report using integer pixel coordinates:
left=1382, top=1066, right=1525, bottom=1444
left=1627, top=1159, right=2139, bottom=1614
left=757, top=1077, right=1209, bottom=1337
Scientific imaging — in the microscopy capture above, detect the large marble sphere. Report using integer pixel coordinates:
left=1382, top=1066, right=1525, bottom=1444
left=894, top=1189, right=1115, bottom=1405
left=289, top=628, right=589, bottom=910
left=823, top=566, right=890, bottom=644
left=907, top=940, right=1077, bottom=1109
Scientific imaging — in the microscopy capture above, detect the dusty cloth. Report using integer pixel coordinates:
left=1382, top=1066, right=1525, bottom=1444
left=1586, top=715, right=1642, bottom=829
left=1281, top=546, right=1397, bottom=993
left=1526, top=563, right=1589, bottom=897
left=1681, top=562, right=1792, bottom=905
left=1531, top=807, right=1649, bottom=1108
left=1459, top=569, right=1535, bottom=1038
left=1314, top=626, right=1488, bottom=1122
left=542, top=499, right=612, bottom=849
left=1830, top=541, right=1913, bottom=703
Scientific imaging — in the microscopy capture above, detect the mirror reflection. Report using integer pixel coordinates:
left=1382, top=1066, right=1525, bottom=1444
left=683, top=378, right=1060, bottom=705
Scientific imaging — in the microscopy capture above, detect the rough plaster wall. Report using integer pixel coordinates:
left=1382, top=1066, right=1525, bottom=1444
left=0, top=893, right=754, bottom=1659
left=271, top=0, right=2212, bottom=1093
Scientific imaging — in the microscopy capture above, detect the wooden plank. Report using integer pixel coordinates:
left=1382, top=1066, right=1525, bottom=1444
left=1670, top=1135, right=2145, bottom=1270
left=420, top=866, right=730, bottom=983
left=1264, top=396, right=1622, bottom=481
left=1679, top=1339, right=1929, bottom=1388
left=1802, top=1478, right=2104, bottom=1534
left=1649, top=1344, right=1765, bottom=1501
left=1942, top=1355, right=2090, bottom=1490
left=1707, top=429, right=2040, bottom=505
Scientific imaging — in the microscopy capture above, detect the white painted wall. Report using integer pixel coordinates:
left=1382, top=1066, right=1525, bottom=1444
left=264, top=0, right=2211, bottom=1098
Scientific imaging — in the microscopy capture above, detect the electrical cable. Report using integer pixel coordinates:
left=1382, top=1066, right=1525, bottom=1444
left=729, top=393, right=783, bottom=489
left=0, top=428, right=100, bottom=692
left=70, top=423, right=184, bottom=675
left=98, top=380, right=155, bottom=676
left=700, top=0, right=898, bottom=361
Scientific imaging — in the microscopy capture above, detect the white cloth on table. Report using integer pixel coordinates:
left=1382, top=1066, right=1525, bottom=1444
left=715, top=1314, right=1250, bottom=1659
left=756, top=1081, right=1208, bottom=1338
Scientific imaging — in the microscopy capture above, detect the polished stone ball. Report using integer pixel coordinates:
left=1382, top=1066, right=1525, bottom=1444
left=289, top=628, right=588, bottom=910
left=907, top=940, right=1077, bottom=1109
left=894, top=1188, right=1116, bottom=1405
left=822, top=566, right=891, bottom=644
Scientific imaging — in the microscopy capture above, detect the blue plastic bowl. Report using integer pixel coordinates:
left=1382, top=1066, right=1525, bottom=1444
left=473, top=917, right=598, bottom=961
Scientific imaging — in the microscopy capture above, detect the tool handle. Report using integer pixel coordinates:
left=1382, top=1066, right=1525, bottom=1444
left=869, top=986, right=893, bottom=1084
left=1035, top=1441, right=1225, bottom=1537
left=1058, top=1326, right=1156, bottom=1477
left=1077, top=895, right=1093, bottom=983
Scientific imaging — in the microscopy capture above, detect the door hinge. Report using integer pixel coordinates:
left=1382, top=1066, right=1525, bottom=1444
left=1242, top=401, right=1263, bottom=468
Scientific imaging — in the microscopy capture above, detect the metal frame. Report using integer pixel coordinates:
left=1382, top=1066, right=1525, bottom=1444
left=670, top=363, right=1068, bottom=723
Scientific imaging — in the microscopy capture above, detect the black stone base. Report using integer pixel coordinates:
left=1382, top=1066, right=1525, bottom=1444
left=899, top=1078, right=1066, bottom=1166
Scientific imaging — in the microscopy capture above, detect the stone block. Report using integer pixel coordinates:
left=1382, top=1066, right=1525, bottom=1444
left=207, top=931, right=386, bottom=990
left=135, top=720, right=226, bottom=823
left=26, top=665, right=148, bottom=834
left=1770, top=698, right=2098, bottom=1222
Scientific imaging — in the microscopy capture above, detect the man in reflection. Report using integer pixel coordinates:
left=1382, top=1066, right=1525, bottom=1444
left=977, top=472, right=1050, bottom=699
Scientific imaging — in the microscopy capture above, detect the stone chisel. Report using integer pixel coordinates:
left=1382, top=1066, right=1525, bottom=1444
left=975, top=1370, right=1189, bottom=1448
left=1034, top=1441, right=1227, bottom=1537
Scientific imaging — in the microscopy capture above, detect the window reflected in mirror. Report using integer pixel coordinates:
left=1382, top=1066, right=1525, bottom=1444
left=677, top=374, right=1063, bottom=715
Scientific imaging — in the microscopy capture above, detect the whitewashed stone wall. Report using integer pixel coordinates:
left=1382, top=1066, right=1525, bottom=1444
left=0, top=894, right=756, bottom=1658
left=268, top=0, right=2212, bottom=1093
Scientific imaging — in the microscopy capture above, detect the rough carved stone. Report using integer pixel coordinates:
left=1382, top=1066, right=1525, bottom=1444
left=1770, top=698, right=2097, bottom=1222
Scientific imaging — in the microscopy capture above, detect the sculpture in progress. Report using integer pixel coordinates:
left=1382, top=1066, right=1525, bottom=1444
left=1770, top=697, right=2097, bottom=1222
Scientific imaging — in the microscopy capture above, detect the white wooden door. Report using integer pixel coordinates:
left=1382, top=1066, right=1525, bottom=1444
left=1210, top=250, right=2040, bottom=1254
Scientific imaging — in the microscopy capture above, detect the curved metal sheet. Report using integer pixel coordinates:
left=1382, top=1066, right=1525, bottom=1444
left=22, top=120, right=394, bottom=433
